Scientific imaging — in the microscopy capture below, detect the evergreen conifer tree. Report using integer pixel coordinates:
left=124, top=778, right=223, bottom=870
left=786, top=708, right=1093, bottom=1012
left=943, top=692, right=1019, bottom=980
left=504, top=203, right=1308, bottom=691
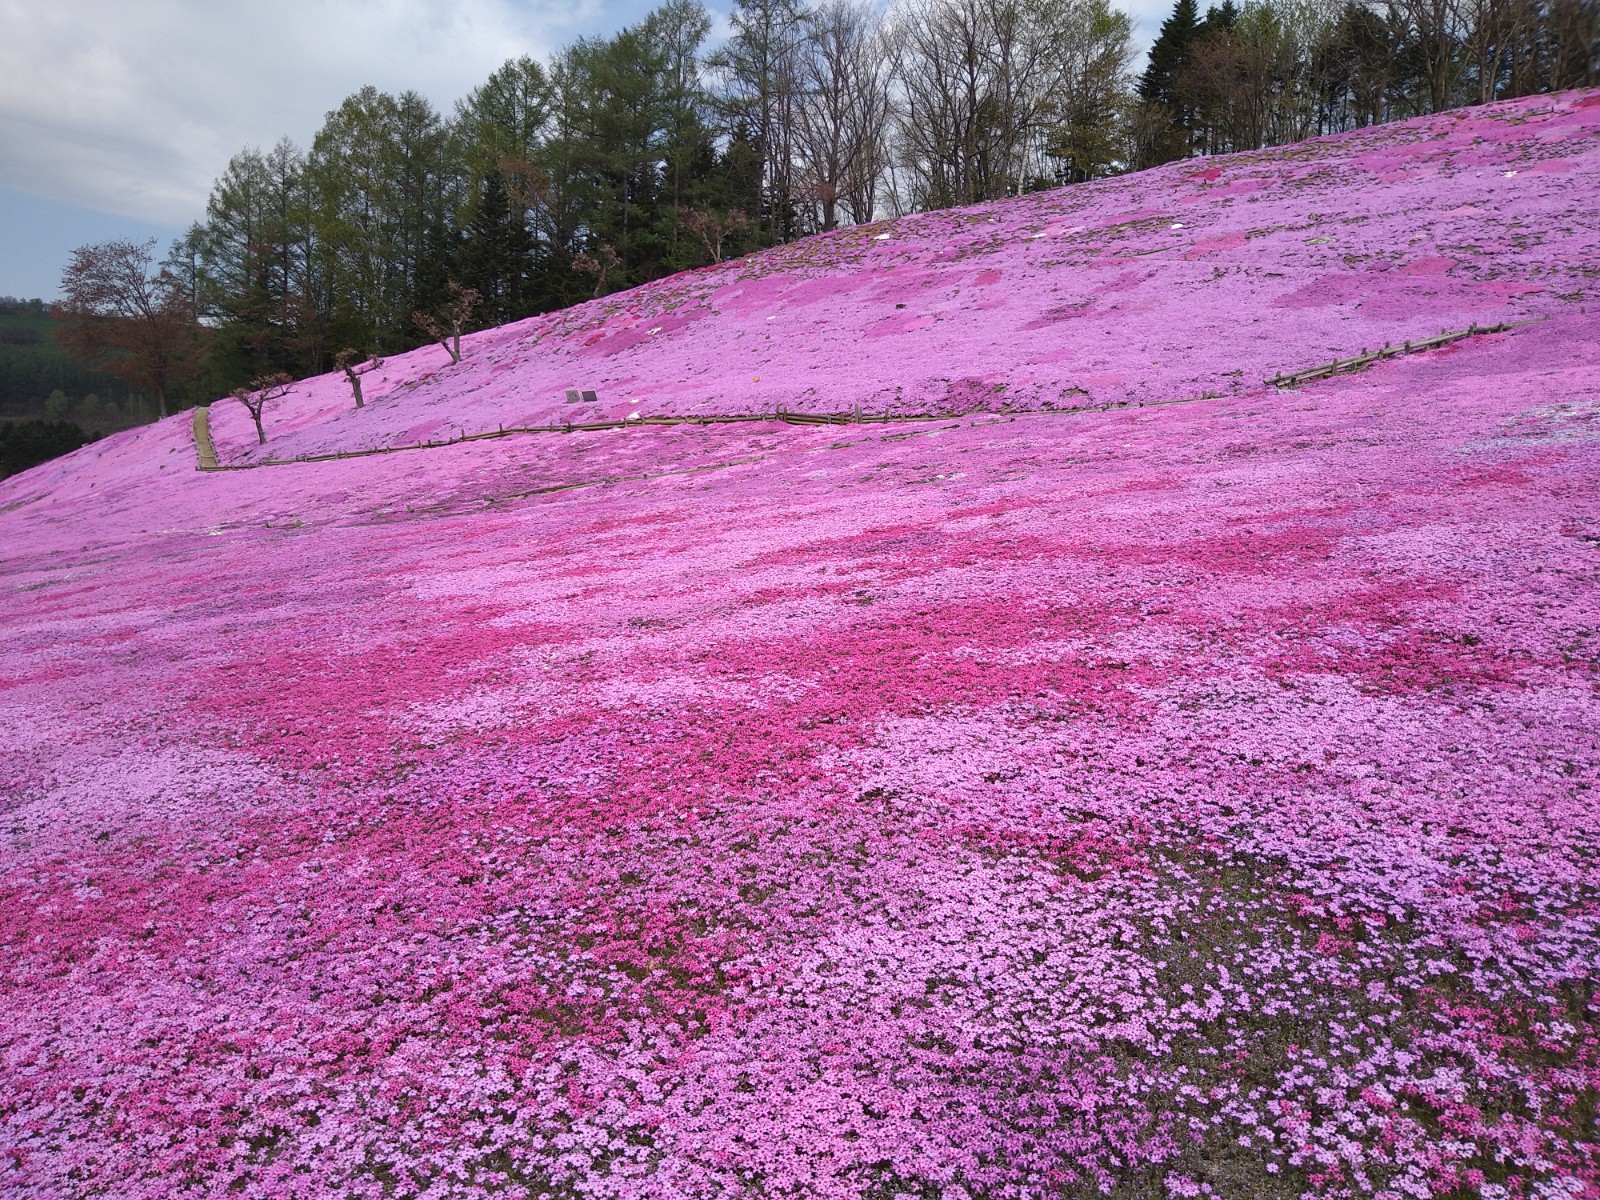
left=1137, top=0, right=1204, bottom=163
left=461, top=168, right=530, bottom=326
left=1140, top=0, right=1203, bottom=104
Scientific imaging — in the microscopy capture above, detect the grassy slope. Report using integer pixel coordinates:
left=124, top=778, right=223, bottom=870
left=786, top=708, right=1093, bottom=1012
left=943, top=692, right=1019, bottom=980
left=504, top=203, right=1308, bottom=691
left=0, top=92, right=1598, bottom=1200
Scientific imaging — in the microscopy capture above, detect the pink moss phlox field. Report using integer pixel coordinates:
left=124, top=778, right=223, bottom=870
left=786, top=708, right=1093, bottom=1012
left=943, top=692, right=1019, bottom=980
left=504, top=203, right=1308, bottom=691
left=2, top=93, right=1599, bottom=1199
left=177, top=90, right=1600, bottom=467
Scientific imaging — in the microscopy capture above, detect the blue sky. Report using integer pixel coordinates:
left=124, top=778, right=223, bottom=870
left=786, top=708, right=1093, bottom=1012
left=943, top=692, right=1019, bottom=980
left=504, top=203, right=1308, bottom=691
left=0, top=0, right=1167, bottom=302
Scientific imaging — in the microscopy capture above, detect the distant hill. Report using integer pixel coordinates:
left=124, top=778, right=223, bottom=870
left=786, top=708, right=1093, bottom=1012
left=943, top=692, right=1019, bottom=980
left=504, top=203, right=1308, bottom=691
left=0, top=418, right=98, bottom=480
left=0, top=297, right=151, bottom=434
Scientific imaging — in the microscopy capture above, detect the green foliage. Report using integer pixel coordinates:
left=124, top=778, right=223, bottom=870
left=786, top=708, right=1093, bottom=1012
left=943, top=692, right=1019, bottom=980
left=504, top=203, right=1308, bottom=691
left=0, top=304, right=134, bottom=427
left=0, top=418, right=99, bottom=480
left=1044, top=0, right=1138, bottom=184
left=1136, top=0, right=1203, bottom=164
left=307, top=87, right=459, bottom=355
left=1140, top=0, right=1203, bottom=107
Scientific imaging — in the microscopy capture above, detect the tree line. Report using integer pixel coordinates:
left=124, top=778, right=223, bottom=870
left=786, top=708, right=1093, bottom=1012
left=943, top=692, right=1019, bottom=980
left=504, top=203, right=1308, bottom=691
left=0, top=297, right=146, bottom=430
left=58, top=0, right=1597, bottom=414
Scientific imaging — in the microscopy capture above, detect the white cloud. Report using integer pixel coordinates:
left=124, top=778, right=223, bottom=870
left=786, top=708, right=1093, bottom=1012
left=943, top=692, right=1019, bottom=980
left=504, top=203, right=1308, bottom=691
left=0, top=0, right=1175, bottom=293
left=0, top=0, right=605, bottom=227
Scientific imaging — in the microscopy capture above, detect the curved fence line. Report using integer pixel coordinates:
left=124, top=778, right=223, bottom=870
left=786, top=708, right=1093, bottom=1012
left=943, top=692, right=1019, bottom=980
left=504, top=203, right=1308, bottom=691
left=190, top=320, right=1544, bottom=473
left=190, top=405, right=987, bottom=472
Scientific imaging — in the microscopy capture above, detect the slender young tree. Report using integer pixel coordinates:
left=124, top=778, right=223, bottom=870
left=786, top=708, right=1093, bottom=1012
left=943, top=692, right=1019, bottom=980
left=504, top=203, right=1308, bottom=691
left=678, top=207, right=750, bottom=261
left=229, top=372, right=292, bottom=444
left=334, top=349, right=383, bottom=408
left=413, top=282, right=479, bottom=363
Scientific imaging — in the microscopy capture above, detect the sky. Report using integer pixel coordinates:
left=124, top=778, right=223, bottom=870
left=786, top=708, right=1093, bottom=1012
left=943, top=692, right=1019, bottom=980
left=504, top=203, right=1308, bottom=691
left=0, top=0, right=1169, bottom=303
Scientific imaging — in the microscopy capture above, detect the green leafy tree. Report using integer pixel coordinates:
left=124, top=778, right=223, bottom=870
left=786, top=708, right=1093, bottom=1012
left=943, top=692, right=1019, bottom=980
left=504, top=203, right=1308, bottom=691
left=191, top=139, right=319, bottom=387
left=307, top=87, right=460, bottom=352
left=1318, top=0, right=1406, bottom=127
left=457, top=57, right=553, bottom=185
left=1043, top=0, right=1137, bottom=183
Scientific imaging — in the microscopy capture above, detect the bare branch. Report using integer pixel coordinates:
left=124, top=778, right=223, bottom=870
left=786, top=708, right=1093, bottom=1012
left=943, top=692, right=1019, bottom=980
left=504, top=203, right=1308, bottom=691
left=229, top=372, right=292, bottom=445
left=571, top=245, right=621, bottom=298
left=413, top=282, right=479, bottom=363
left=334, top=349, right=384, bottom=409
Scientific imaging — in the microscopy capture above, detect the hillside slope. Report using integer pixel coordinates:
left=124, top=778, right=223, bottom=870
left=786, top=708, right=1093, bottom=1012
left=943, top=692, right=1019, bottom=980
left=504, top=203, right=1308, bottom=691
left=187, top=89, right=1600, bottom=466
left=1, top=93, right=1598, bottom=1200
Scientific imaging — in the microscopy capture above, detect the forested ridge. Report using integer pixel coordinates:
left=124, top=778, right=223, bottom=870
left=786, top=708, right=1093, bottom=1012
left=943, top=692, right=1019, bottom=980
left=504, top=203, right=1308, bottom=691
left=45, top=0, right=1600, bottom=414
left=0, top=298, right=145, bottom=428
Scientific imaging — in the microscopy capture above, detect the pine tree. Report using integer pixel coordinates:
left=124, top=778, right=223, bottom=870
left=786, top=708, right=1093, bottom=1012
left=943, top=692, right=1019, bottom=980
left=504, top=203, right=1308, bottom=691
left=1137, top=0, right=1204, bottom=164
left=1202, top=0, right=1239, bottom=35
left=1140, top=0, right=1203, bottom=105
left=460, top=168, right=529, bottom=326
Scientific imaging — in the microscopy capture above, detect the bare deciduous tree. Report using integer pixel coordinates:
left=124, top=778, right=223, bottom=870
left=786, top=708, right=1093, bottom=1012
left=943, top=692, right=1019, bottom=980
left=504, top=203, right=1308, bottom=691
left=334, top=349, right=384, bottom=409
left=709, top=0, right=810, bottom=241
left=1388, top=0, right=1472, bottom=110
left=887, top=0, right=1133, bottom=209
left=678, top=208, right=751, bottom=262
left=793, top=0, right=892, bottom=231
left=571, top=245, right=622, bottom=298
left=413, top=282, right=480, bottom=364
left=58, top=238, right=195, bottom=420
left=230, top=372, right=292, bottom=445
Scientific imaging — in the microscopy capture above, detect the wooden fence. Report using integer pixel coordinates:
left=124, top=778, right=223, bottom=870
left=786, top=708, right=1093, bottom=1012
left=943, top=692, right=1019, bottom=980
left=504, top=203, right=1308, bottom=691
left=189, top=404, right=982, bottom=472
left=1265, top=318, right=1541, bottom=390
left=189, top=318, right=1544, bottom=472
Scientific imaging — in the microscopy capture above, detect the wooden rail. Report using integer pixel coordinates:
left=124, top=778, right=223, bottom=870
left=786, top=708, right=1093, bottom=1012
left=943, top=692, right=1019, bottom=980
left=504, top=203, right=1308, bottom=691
left=1266, top=318, right=1541, bottom=390
left=192, top=404, right=975, bottom=471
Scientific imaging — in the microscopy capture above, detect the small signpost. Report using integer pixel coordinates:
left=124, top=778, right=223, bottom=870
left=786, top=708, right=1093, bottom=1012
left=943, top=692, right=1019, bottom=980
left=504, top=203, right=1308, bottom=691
left=565, top=389, right=601, bottom=403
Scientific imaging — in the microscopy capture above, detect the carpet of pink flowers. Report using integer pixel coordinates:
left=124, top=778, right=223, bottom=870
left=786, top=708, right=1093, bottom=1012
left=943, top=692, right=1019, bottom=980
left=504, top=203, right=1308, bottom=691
left=2, top=93, right=1599, bottom=1199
